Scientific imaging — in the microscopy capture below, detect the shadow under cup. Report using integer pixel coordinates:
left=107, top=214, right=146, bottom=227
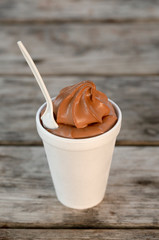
left=36, top=99, right=122, bottom=209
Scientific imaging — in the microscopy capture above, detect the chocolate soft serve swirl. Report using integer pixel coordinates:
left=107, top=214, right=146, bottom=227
left=41, top=81, right=117, bottom=139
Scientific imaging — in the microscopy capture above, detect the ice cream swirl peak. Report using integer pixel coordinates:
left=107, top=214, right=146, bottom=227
left=53, top=81, right=110, bottom=128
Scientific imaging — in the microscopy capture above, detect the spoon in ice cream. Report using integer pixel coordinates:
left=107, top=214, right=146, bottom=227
left=17, top=41, right=58, bottom=129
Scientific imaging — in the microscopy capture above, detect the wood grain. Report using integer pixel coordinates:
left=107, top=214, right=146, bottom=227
left=0, top=0, right=158, bottom=237
left=0, top=146, right=158, bottom=228
left=1, top=23, right=159, bottom=75
left=0, top=76, right=158, bottom=145
left=1, top=0, right=159, bottom=23
left=0, top=229, right=159, bottom=240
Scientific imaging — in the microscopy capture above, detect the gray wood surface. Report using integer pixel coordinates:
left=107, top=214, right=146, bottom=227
left=0, top=0, right=158, bottom=238
left=0, top=76, right=158, bottom=145
left=1, top=23, right=159, bottom=75
left=1, top=0, right=159, bottom=22
left=0, top=229, right=159, bottom=240
left=0, top=146, right=158, bottom=228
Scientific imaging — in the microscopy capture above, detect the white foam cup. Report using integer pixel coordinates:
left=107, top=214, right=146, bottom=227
left=36, top=99, right=122, bottom=209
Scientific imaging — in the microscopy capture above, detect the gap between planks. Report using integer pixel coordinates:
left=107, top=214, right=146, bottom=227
left=1, top=73, right=159, bottom=77
left=1, top=19, right=159, bottom=25
left=1, top=225, right=159, bottom=230
left=0, top=141, right=159, bottom=147
left=0, top=227, right=159, bottom=230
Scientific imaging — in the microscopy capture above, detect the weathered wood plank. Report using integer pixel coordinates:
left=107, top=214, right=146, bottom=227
left=0, top=229, right=159, bottom=240
left=0, top=76, right=158, bottom=145
left=1, top=23, right=159, bottom=75
left=0, top=146, right=158, bottom=228
left=1, top=0, right=159, bottom=22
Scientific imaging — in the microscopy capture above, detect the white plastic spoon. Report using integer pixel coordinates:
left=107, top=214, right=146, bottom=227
left=17, top=41, right=58, bottom=129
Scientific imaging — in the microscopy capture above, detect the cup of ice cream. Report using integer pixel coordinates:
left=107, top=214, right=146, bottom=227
left=36, top=81, right=122, bottom=209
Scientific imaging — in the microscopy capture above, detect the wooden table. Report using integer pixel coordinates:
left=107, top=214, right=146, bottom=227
left=0, top=1, right=159, bottom=239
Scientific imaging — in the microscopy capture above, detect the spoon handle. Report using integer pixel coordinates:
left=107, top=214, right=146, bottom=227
left=17, top=41, right=52, bottom=107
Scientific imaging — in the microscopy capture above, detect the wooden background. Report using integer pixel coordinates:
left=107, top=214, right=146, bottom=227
left=0, top=1, right=159, bottom=239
